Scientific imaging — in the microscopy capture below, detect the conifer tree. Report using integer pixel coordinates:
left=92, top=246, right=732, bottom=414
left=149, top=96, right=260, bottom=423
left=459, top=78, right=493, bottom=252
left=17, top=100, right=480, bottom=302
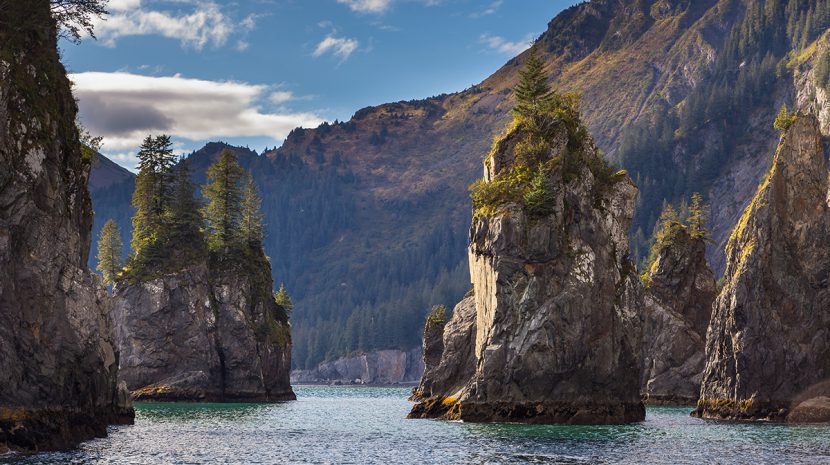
left=96, top=219, right=123, bottom=285
left=203, top=148, right=245, bottom=251
left=773, top=104, right=797, bottom=132
left=168, top=157, right=204, bottom=247
left=240, top=173, right=265, bottom=248
left=688, top=192, right=709, bottom=239
left=514, top=45, right=555, bottom=119
left=275, top=283, right=294, bottom=313
left=131, top=134, right=177, bottom=257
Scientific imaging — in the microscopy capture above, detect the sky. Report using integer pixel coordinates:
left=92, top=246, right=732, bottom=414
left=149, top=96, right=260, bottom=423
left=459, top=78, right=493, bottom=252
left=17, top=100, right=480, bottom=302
left=62, top=0, right=580, bottom=170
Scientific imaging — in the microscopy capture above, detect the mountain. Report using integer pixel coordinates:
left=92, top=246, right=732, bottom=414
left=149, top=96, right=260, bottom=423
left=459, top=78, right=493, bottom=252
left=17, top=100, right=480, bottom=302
left=90, top=0, right=830, bottom=370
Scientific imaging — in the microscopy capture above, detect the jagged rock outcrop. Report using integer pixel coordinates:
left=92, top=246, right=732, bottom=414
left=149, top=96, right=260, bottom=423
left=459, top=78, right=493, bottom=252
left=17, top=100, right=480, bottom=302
left=291, top=348, right=423, bottom=385
left=695, top=115, right=830, bottom=423
left=410, top=112, right=646, bottom=424
left=113, top=256, right=294, bottom=402
left=0, top=1, right=134, bottom=452
left=641, top=227, right=716, bottom=404
left=409, top=295, right=477, bottom=403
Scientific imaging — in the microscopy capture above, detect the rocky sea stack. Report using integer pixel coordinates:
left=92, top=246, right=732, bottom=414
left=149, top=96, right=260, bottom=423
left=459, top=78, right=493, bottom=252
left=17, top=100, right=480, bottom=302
left=0, top=0, right=134, bottom=452
left=114, top=252, right=295, bottom=402
left=410, top=70, right=646, bottom=423
left=695, top=115, right=830, bottom=423
left=641, top=221, right=717, bottom=405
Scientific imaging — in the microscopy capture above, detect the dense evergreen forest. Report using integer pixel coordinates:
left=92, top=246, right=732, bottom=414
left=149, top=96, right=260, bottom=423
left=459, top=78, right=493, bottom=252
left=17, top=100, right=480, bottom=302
left=622, top=0, right=830, bottom=265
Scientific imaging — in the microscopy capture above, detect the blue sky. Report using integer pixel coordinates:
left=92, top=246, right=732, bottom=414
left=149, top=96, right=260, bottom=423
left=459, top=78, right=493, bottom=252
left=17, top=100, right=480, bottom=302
left=63, top=0, right=579, bottom=169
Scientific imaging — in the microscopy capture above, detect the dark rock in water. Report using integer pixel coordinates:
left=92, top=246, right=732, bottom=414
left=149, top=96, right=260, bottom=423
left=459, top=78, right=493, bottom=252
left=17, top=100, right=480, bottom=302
left=410, top=111, right=646, bottom=424
left=291, top=348, right=423, bottom=385
left=641, top=228, right=716, bottom=405
left=114, top=256, right=294, bottom=402
left=695, top=115, right=830, bottom=422
left=410, top=295, right=477, bottom=403
left=0, top=0, right=134, bottom=451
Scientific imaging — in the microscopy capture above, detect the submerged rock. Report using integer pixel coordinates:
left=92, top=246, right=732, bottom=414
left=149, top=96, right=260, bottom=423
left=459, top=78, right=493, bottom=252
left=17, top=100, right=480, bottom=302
left=410, top=109, right=646, bottom=424
left=0, top=0, right=133, bottom=451
left=641, top=227, right=716, bottom=404
left=114, top=255, right=295, bottom=402
left=695, top=115, right=830, bottom=422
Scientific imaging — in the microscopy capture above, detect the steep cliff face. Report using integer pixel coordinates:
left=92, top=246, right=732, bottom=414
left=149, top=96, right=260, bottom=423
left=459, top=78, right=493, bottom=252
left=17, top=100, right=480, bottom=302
left=641, top=228, right=716, bottom=404
left=113, top=256, right=294, bottom=402
left=410, top=112, right=646, bottom=424
left=696, top=115, right=830, bottom=422
left=290, top=348, right=423, bottom=385
left=409, top=295, right=477, bottom=403
left=0, top=1, right=133, bottom=452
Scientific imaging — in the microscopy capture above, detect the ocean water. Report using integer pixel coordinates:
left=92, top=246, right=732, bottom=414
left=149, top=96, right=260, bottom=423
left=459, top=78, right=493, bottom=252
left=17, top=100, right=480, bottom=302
left=5, top=386, right=830, bottom=464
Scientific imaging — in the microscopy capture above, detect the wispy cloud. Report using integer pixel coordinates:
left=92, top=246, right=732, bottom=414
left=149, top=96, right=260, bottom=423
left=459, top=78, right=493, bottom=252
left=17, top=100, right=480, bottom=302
left=336, top=0, right=392, bottom=13
left=470, top=0, right=503, bottom=18
left=91, top=0, right=256, bottom=50
left=313, top=35, right=360, bottom=61
left=480, top=33, right=534, bottom=56
left=70, top=72, right=324, bottom=168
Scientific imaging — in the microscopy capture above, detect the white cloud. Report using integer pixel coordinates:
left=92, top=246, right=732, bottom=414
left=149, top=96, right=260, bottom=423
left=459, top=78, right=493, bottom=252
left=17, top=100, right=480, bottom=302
left=471, top=0, right=502, bottom=18
left=336, top=0, right=392, bottom=13
left=480, top=33, right=533, bottom=56
left=70, top=72, right=324, bottom=167
left=313, top=35, right=359, bottom=61
left=92, top=1, right=250, bottom=50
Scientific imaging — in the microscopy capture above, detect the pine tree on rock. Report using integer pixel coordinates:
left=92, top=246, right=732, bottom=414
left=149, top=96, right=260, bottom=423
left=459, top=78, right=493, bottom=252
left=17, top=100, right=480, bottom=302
left=274, top=283, right=294, bottom=313
left=688, top=192, right=709, bottom=239
left=131, top=135, right=177, bottom=261
left=168, top=157, right=206, bottom=258
left=240, top=173, right=266, bottom=249
left=514, top=45, right=556, bottom=120
left=96, top=219, right=123, bottom=285
left=203, top=148, right=245, bottom=252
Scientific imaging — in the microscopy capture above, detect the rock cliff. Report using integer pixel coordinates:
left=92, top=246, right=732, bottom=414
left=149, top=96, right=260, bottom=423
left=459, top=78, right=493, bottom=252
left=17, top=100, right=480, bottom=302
left=695, top=115, right=830, bottom=423
left=410, top=108, right=646, bottom=424
left=641, top=227, right=716, bottom=404
left=0, top=0, right=133, bottom=452
left=290, top=348, right=423, bottom=385
left=113, top=255, right=294, bottom=402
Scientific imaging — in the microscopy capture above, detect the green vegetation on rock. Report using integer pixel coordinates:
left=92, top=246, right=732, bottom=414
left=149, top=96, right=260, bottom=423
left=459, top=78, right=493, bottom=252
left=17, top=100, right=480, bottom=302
left=774, top=104, right=798, bottom=132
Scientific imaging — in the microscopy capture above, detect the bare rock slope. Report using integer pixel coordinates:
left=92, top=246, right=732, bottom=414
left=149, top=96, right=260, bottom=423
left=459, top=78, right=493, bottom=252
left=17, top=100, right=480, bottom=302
left=0, top=0, right=133, bottom=451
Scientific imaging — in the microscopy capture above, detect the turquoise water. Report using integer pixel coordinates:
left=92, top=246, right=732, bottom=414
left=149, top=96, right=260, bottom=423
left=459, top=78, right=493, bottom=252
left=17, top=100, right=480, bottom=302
left=5, top=386, right=830, bottom=464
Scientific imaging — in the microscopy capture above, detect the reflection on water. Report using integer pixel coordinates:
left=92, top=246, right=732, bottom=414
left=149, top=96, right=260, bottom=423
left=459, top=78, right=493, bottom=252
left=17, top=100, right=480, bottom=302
left=5, top=386, right=830, bottom=464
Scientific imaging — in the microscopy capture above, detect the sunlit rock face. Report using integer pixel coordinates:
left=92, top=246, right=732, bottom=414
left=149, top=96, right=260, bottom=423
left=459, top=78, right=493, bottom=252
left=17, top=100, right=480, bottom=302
left=0, top=0, right=133, bottom=452
left=641, top=228, right=717, bottom=405
left=411, top=114, right=646, bottom=424
left=696, top=115, right=830, bottom=423
left=113, top=258, right=295, bottom=402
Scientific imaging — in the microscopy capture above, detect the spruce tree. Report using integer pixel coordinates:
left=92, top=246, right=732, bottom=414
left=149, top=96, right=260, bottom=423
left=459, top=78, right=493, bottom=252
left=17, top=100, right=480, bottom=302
left=168, top=157, right=205, bottom=250
left=203, top=148, right=245, bottom=252
left=275, top=283, right=294, bottom=313
left=688, top=192, right=709, bottom=239
left=514, top=45, right=555, bottom=119
left=773, top=104, right=797, bottom=132
left=131, top=134, right=177, bottom=258
left=96, top=219, right=123, bottom=285
left=240, top=173, right=265, bottom=248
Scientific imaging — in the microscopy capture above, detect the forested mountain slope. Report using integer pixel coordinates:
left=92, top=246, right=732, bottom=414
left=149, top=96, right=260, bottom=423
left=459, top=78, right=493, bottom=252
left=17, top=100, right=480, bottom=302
left=91, top=0, right=830, bottom=369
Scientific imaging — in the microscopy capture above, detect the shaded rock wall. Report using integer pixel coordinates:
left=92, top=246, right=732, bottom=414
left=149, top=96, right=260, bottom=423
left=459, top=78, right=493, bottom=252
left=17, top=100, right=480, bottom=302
left=0, top=0, right=133, bottom=452
left=114, top=258, right=294, bottom=402
left=696, top=115, right=830, bottom=422
left=641, top=228, right=716, bottom=404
